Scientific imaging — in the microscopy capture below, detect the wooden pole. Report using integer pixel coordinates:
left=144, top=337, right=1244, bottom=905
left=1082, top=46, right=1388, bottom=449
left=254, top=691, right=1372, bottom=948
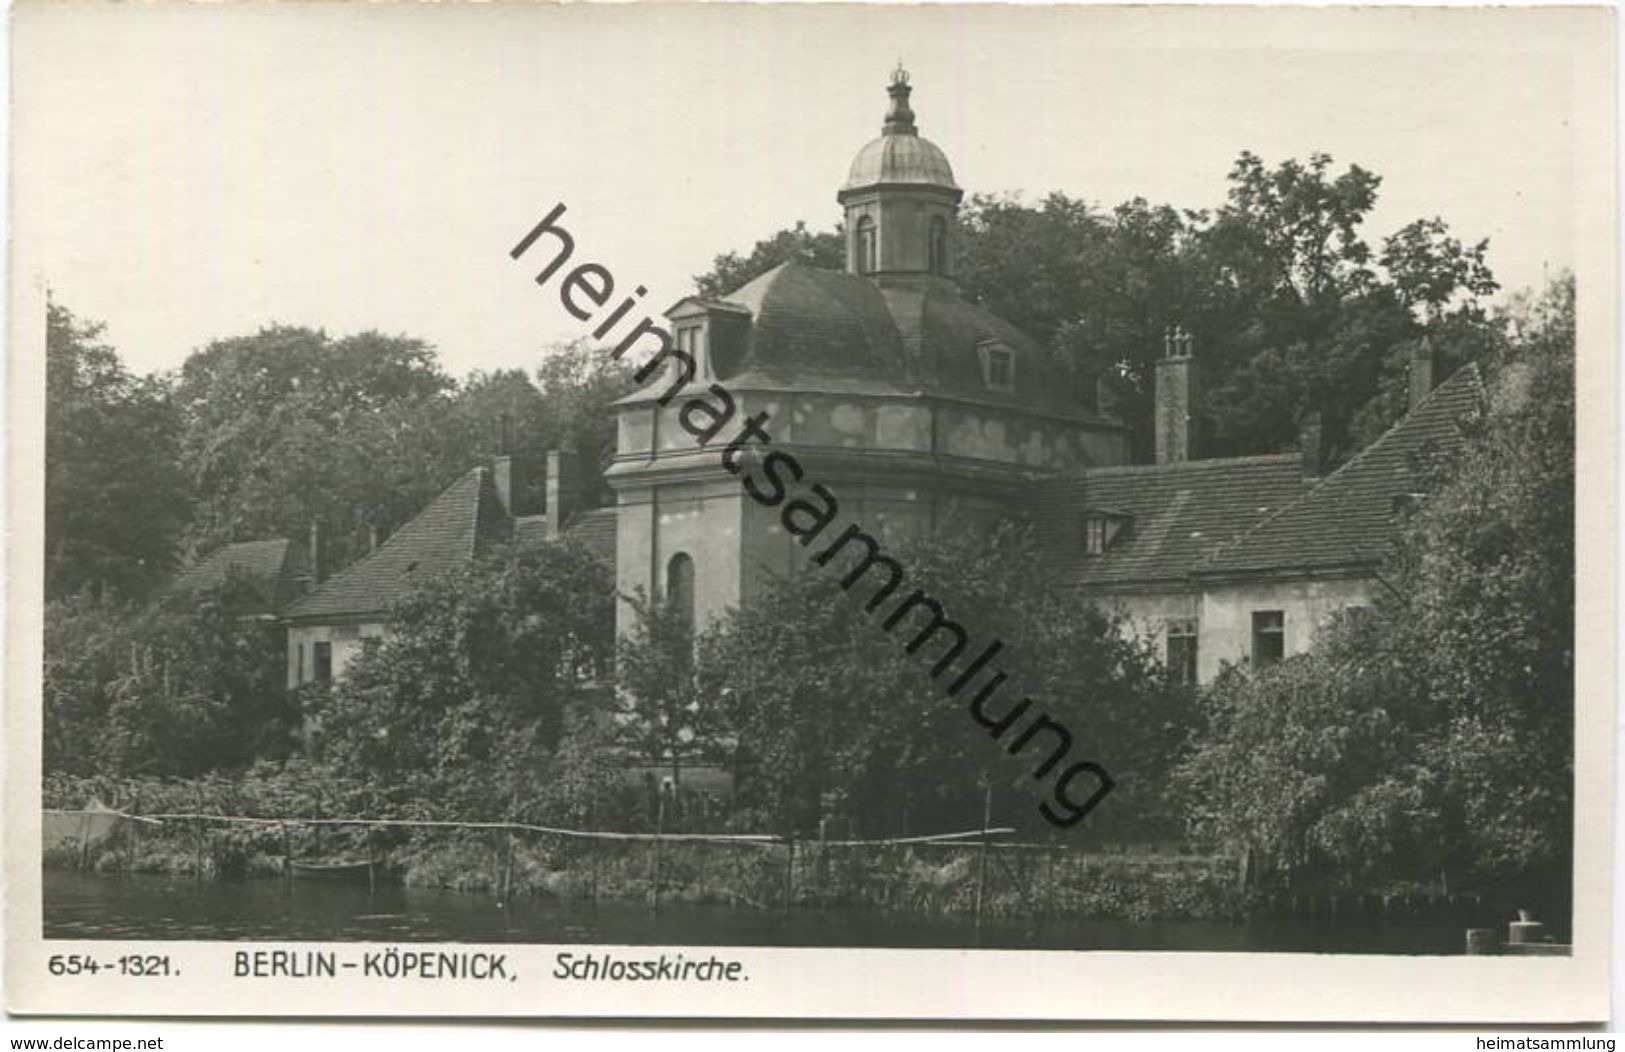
left=282, top=822, right=293, bottom=883
left=1045, top=846, right=1056, bottom=917
left=782, top=838, right=795, bottom=910
left=77, top=813, right=91, bottom=872
left=974, top=782, right=993, bottom=927
left=193, top=788, right=206, bottom=880
left=648, top=792, right=665, bottom=910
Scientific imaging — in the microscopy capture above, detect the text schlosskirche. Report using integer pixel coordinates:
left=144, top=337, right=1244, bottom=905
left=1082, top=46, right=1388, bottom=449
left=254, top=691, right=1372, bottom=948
left=508, top=203, right=1115, bottom=828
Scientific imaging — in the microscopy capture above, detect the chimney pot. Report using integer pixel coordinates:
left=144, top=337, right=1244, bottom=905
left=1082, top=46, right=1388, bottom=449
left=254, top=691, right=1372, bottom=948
left=1154, top=327, right=1200, bottom=464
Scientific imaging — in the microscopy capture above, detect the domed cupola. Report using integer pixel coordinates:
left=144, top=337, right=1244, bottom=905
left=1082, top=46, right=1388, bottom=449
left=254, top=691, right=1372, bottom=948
left=838, top=67, right=963, bottom=286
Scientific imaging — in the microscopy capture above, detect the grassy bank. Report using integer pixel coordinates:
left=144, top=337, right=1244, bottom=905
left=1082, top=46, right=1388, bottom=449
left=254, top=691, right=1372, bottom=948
left=44, top=770, right=1245, bottom=922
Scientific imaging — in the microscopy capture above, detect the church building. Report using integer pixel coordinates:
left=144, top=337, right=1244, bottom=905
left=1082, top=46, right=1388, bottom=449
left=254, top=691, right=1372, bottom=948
left=604, top=67, right=1483, bottom=685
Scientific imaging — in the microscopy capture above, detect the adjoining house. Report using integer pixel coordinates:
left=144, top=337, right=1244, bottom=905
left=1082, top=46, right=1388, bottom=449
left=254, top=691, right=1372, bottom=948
left=280, top=451, right=615, bottom=688
left=1034, top=342, right=1483, bottom=683
left=604, top=67, right=1486, bottom=684
left=166, top=537, right=312, bottom=620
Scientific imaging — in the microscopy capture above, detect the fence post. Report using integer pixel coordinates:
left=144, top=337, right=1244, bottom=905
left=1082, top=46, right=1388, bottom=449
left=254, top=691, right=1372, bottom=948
left=974, top=782, right=993, bottom=926
left=648, top=793, right=665, bottom=911
left=281, top=822, right=293, bottom=883
left=782, top=839, right=795, bottom=910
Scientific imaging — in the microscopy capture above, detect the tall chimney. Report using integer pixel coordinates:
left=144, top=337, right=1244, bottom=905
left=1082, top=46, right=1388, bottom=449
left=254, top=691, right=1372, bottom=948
left=544, top=449, right=582, bottom=538
left=1299, top=411, right=1325, bottom=479
left=308, top=521, right=323, bottom=584
left=1409, top=338, right=1435, bottom=412
left=493, top=455, right=516, bottom=515
left=1154, top=326, right=1200, bottom=464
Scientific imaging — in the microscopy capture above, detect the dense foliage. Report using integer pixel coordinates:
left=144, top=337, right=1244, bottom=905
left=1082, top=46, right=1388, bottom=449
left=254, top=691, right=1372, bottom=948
left=46, top=304, right=188, bottom=601
left=631, top=524, right=1198, bottom=839
left=44, top=586, right=293, bottom=778
left=310, top=537, right=616, bottom=819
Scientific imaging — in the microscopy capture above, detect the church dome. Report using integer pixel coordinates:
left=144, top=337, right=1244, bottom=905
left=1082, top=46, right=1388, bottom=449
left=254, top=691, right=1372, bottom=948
left=843, top=134, right=959, bottom=193
left=839, top=66, right=961, bottom=197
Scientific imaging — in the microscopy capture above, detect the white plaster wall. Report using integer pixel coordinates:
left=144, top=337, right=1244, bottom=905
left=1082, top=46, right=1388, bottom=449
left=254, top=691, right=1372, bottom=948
left=1198, top=578, right=1375, bottom=682
left=286, top=622, right=388, bottom=689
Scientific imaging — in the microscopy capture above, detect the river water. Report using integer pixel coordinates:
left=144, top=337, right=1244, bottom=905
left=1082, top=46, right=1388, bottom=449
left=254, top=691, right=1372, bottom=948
left=45, top=872, right=1473, bottom=953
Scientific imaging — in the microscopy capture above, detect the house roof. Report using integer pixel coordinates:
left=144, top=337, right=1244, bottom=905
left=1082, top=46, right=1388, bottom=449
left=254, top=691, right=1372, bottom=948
left=512, top=507, right=617, bottom=567
left=285, top=469, right=621, bottom=625
left=167, top=538, right=309, bottom=614
left=282, top=467, right=509, bottom=623
left=1200, top=365, right=1485, bottom=577
left=1030, top=454, right=1310, bottom=590
left=559, top=507, right=617, bottom=567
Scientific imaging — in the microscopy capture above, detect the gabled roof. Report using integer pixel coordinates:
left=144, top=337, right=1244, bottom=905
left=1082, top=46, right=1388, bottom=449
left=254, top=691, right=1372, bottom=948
left=167, top=538, right=309, bottom=615
left=1030, top=454, right=1309, bottom=590
left=1200, top=365, right=1485, bottom=578
left=282, top=467, right=510, bottom=623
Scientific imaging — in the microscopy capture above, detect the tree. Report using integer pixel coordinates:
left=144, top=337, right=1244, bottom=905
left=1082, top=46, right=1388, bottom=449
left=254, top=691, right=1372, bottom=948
left=693, top=222, right=845, bottom=299
left=694, top=522, right=1191, bottom=838
left=43, top=583, right=293, bottom=777
left=615, top=591, right=723, bottom=784
left=173, top=325, right=457, bottom=575
left=46, top=302, right=188, bottom=601
left=313, top=536, right=614, bottom=817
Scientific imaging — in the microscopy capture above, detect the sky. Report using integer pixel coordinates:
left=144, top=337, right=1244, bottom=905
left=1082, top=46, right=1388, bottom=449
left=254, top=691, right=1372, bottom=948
left=12, top=3, right=1595, bottom=380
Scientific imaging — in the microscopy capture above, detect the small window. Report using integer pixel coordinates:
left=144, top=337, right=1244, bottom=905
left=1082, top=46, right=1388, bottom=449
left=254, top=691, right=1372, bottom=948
left=1252, top=611, right=1285, bottom=668
left=666, top=552, right=696, bottom=635
left=1166, top=618, right=1198, bottom=686
left=1084, top=514, right=1108, bottom=555
left=678, top=324, right=706, bottom=378
left=313, top=641, right=333, bottom=684
left=928, top=215, right=948, bottom=275
left=855, top=216, right=877, bottom=275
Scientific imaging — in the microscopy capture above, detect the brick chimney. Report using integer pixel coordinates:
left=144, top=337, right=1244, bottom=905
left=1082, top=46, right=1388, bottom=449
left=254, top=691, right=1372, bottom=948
left=1299, top=411, right=1325, bottom=479
left=1154, top=326, right=1200, bottom=464
left=495, top=453, right=550, bottom=519
left=544, top=449, right=584, bottom=538
left=307, top=521, right=323, bottom=584
left=1409, top=338, right=1435, bottom=412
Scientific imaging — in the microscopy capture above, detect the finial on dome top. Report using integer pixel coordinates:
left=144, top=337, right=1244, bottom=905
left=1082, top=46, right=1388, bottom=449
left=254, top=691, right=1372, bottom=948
left=883, top=64, right=917, bottom=136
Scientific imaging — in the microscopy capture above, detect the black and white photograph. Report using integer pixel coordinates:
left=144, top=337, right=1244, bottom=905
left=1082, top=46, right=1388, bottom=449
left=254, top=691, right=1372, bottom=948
left=5, top=0, right=1615, bottom=1023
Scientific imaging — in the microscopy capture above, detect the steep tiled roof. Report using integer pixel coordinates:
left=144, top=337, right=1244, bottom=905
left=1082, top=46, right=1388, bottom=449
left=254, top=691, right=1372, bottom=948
left=510, top=508, right=615, bottom=567
left=1030, top=454, right=1309, bottom=590
left=1200, top=366, right=1485, bottom=577
left=561, top=507, right=617, bottom=567
left=168, top=538, right=310, bottom=614
left=282, top=468, right=510, bottom=623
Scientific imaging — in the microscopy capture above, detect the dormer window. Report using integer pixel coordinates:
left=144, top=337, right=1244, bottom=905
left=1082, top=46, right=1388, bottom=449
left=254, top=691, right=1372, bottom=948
left=978, top=340, right=1016, bottom=393
left=1083, top=510, right=1130, bottom=555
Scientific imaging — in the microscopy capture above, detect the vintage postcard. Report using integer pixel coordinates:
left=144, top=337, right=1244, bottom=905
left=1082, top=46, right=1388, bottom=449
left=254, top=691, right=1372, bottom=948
left=5, top=1, right=1615, bottom=1023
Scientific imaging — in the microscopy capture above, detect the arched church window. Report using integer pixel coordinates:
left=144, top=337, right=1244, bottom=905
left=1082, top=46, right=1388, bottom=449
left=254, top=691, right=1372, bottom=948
left=666, top=552, right=696, bottom=634
left=855, top=216, right=877, bottom=274
left=928, top=215, right=948, bottom=275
